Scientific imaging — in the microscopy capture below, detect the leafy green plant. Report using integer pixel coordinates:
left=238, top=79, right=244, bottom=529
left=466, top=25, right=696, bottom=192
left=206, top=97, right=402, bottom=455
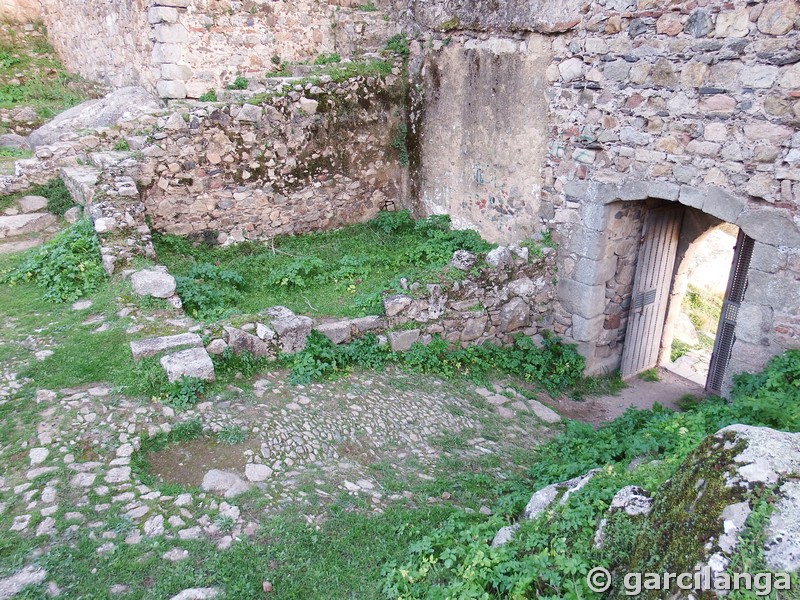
left=217, top=424, right=248, bottom=445
left=285, top=329, right=585, bottom=395
left=214, top=515, right=236, bottom=533
left=214, top=347, right=271, bottom=380
left=314, top=52, right=341, bottom=65
left=159, top=376, right=206, bottom=412
left=385, top=34, right=410, bottom=58
left=269, top=256, right=324, bottom=288
left=356, top=2, right=378, bottom=10
left=175, top=262, right=245, bottom=319
left=112, top=139, right=130, bottom=151
left=227, top=76, right=249, bottom=90
left=27, top=178, right=75, bottom=216
left=1, top=218, right=104, bottom=302
left=638, top=368, right=660, bottom=382
left=199, top=90, right=218, bottom=102
left=731, top=349, right=800, bottom=431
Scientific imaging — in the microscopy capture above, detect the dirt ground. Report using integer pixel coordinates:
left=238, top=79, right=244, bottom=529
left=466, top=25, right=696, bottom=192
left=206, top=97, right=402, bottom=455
left=544, top=367, right=706, bottom=426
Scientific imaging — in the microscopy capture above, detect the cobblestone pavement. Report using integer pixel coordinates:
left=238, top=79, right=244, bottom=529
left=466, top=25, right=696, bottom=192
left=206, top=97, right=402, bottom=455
left=0, top=362, right=556, bottom=556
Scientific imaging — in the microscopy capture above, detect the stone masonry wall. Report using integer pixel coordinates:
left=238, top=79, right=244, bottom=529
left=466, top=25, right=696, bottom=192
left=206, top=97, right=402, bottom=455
left=409, top=0, right=800, bottom=387
left=205, top=244, right=557, bottom=361
left=540, top=0, right=800, bottom=380
left=26, top=0, right=395, bottom=99
left=39, top=0, right=153, bottom=89
left=138, top=71, right=405, bottom=242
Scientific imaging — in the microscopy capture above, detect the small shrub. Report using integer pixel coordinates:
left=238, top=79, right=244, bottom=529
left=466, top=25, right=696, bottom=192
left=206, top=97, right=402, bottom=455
left=268, top=256, right=324, bottom=288
left=356, top=2, right=378, bottom=10
left=217, top=425, right=248, bottom=446
left=314, top=52, right=341, bottom=65
left=638, top=368, right=660, bottom=382
left=385, top=34, right=410, bottom=58
left=112, top=139, right=130, bottom=151
left=175, top=262, right=245, bottom=319
left=369, top=209, right=414, bottom=235
left=160, top=376, right=206, bottom=412
left=1, top=218, right=104, bottom=302
left=199, top=90, right=218, bottom=102
left=214, top=515, right=235, bottom=533
left=227, top=76, right=249, bottom=90
left=31, top=178, right=75, bottom=216
left=390, top=123, right=409, bottom=166
left=213, top=347, right=271, bottom=379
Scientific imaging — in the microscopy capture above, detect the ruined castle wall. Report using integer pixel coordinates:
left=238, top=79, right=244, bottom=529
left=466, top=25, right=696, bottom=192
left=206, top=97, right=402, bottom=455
left=25, top=0, right=394, bottom=98
left=411, top=36, right=551, bottom=243
left=412, top=0, right=800, bottom=385
left=38, top=0, right=153, bottom=89
left=138, top=73, right=404, bottom=242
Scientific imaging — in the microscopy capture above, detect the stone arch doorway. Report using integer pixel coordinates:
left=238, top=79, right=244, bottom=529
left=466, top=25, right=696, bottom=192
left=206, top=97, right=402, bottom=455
left=557, top=180, right=800, bottom=396
left=618, top=203, right=752, bottom=394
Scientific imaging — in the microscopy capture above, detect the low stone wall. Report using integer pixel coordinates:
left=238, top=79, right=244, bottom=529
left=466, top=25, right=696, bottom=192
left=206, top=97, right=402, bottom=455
left=206, top=244, right=557, bottom=360
left=138, top=70, right=405, bottom=242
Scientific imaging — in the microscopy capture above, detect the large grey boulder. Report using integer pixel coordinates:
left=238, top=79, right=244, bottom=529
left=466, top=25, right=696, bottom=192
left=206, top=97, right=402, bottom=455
left=499, top=297, right=530, bottom=332
left=160, top=348, right=215, bottom=382
left=0, top=133, right=30, bottom=151
left=131, top=267, right=177, bottom=299
left=270, top=314, right=314, bottom=354
left=28, top=87, right=162, bottom=148
left=0, top=213, right=57, bottom=238
left=16, top=195, right=48, bottom=213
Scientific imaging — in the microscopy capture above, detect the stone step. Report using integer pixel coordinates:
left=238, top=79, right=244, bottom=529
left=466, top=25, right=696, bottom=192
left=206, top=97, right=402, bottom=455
left=0, top=212, right=58, bottom=239
left=0, top=237, right=44, bottom=255
left=60, top=165, right=101, bottom=207
left=130, top=333, right=204, bottom=361
left=160, top=347, right=215, bottom=383
left=89, top=151, right=136, bottom=170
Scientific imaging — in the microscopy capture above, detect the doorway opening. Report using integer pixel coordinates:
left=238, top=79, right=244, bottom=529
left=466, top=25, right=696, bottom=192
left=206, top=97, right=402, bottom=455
left=619, top=203, right=754, bottom=394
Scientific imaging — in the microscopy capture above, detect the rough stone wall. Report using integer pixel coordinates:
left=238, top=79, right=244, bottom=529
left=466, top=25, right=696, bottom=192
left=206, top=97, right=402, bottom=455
left=539, top=0, right=800, bottom=380
left=411, top=36, right=551, bottom=243
left=22, top=0, right=394, bottom=99
left=409, top=0, right=800, bottom=386
left=209, top=245, right=558, bottom=359
left=155, top=0, right=396, bottom=99
left=382, top=247, right=557, bottom=349
left=39, top=0, right=153, bottom=89
left=138, top=72, right=404, bottom=242
left=0, top=0, right=40, bottom=22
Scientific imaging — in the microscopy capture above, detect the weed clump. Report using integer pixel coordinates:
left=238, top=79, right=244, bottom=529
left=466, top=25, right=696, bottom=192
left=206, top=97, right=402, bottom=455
left=1, top=218, right=105, bottom=302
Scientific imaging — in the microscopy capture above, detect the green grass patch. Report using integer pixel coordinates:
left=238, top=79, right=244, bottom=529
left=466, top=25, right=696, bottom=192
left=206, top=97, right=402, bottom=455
left=383, top=351, right=800, bottom=598
left=0, top=25, right=99, bottom=126
left=153, top=210, right=494, bottom=320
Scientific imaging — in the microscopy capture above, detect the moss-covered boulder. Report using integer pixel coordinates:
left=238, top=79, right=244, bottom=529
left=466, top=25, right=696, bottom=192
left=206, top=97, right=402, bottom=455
left=613, top=424, right=800, bottom=599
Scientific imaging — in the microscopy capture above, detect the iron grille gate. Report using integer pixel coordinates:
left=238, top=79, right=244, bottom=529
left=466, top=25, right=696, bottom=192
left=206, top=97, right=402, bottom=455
left=706, top=230, right=754, bottom=394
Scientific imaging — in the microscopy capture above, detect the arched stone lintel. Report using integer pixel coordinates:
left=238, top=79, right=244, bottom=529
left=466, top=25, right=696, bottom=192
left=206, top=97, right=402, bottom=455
left=564, top=180, right=800, bottom=249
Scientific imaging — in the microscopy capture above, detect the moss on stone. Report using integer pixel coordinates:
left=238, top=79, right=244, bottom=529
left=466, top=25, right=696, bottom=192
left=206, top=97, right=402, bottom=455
left=614, top=432, right=749, bottom=599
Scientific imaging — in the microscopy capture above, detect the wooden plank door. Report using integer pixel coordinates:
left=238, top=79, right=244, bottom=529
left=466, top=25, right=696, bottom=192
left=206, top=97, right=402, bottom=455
left=621, top=206, right=684, bottom=378
left=706, top=230, right=754, bottom=394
